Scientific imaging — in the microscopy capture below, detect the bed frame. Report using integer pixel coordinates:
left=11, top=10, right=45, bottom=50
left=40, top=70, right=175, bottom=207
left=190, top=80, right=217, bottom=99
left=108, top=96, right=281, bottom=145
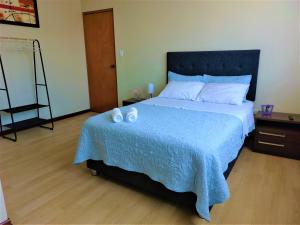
left=87, top=50, right=261, bottom=213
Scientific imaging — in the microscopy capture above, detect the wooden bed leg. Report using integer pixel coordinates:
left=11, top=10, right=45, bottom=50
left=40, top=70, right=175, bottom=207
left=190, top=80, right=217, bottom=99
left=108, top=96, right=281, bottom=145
left=90, top=169, right=98, bottom=176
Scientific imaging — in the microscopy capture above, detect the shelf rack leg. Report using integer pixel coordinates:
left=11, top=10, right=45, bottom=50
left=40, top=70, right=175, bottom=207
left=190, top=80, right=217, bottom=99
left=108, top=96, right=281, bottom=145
left=33, top=40, right=54, bottom=130
left=0, top=55, right=17, bottom=142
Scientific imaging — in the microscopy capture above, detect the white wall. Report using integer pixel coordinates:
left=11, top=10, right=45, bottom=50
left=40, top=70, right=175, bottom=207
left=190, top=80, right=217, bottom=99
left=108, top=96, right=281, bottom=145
left=0, top=180, right=8, bottom=223
left=298, top=2, right=300, bottom=106
left=82, top=0, right=300, bottom=113
left=1, top=0, right=89, bottom=123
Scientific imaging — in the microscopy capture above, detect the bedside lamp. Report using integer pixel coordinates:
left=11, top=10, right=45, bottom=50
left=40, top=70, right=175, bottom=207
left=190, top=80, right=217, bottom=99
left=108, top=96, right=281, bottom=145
left=148, top=83, right=155, bottom=98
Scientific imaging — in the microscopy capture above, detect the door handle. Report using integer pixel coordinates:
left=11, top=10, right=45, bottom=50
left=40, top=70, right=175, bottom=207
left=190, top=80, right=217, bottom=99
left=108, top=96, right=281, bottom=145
left=110, top=64, right=116, bottom=68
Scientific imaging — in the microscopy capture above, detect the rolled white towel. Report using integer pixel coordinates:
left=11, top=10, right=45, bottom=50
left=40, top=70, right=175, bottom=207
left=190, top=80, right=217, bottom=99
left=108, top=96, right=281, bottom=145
left=126, top=107, right=138, bottom=123
left=111, top=108, right=123, bottom=123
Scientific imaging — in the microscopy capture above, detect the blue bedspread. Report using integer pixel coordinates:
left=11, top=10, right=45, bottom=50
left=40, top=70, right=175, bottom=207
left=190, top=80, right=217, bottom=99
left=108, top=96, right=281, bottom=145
left=74, top=103, right=245, bottom=221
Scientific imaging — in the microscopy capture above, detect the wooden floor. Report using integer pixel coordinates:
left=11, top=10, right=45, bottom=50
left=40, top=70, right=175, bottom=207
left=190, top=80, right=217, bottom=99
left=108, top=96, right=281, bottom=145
left=0, top=113, right=299, bottom=224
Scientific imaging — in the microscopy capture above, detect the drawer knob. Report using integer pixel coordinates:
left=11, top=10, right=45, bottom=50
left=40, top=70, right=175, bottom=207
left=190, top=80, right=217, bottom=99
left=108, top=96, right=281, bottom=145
left=258, top=131, right=286, bottom=138
left=258, top=141, right=285, bottom=148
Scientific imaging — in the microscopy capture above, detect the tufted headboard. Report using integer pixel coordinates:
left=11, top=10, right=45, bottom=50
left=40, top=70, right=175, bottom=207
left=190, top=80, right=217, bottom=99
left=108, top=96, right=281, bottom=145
left=167, top=50, right=260, bottom=101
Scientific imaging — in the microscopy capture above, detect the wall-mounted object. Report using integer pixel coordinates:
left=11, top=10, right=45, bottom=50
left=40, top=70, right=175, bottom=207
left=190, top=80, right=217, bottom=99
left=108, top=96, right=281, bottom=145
left=0, top=0, right=40, bottom=28
left=119, top=49, right=124, bottom=57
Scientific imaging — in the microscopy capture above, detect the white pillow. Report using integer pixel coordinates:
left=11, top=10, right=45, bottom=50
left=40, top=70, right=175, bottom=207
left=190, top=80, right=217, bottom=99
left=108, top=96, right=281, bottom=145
left=159, top=81, right=205, bottom=101
left=197, top=83, right=249, bottom=105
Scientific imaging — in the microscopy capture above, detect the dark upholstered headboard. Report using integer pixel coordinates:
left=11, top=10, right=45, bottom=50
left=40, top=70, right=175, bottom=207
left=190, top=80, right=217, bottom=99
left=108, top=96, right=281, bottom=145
left=167, top=50, right=260, bottom=101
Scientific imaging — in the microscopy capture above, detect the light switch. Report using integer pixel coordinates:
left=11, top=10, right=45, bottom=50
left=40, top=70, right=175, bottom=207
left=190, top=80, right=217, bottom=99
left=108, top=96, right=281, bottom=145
left=119, top=49, right=124, bottom=57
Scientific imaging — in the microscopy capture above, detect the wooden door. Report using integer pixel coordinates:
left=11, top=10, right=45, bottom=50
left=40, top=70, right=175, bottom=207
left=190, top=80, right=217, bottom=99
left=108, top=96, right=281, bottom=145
left=83, top=9, right=118, bottom=112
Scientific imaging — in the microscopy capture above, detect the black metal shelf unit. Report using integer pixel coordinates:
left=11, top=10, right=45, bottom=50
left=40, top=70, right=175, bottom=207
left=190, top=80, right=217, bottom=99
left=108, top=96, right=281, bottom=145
left=0, top=39, right=54, bottom=142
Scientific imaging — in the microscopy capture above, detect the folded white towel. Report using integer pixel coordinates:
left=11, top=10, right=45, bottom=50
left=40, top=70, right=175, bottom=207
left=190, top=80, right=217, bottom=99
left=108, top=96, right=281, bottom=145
left=111, top=108, right=123, bottom=123
left=126, top=107, right=138, bottom=123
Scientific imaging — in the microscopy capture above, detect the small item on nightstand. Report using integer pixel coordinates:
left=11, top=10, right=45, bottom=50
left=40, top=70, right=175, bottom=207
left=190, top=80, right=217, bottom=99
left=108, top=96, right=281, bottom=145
left=261, top=104, right=274, bottom=116
left=132, top=88, right=143, bottom=100
left=148, top=83, right=155, bottom=98
left=288, top=115, right=294, bottom=121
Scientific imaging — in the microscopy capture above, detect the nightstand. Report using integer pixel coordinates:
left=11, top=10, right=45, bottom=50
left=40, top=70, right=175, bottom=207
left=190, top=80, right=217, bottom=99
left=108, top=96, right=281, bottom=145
left=122, top=98, right=146, bottom=106
left=253, top=112, right=300, bottom=160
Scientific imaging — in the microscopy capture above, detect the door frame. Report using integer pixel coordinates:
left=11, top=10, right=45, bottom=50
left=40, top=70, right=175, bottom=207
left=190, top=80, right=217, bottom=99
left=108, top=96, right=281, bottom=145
left=82, top=8, right=119, bottom=108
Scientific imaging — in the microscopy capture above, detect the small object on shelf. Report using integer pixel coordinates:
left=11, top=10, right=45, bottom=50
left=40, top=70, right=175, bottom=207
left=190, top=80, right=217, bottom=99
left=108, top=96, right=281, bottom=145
left=123, top=98, right=146, bottom=107
left=253, top=111, right=300, bottom=160
left=260, top=104, right=274, bottom=116
left=148, top=83, right=155, bottom=98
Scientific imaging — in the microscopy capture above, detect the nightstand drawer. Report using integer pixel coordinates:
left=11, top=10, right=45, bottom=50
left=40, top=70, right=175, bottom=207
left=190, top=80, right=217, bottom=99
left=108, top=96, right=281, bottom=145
left=254, top=137, right=300, bottom=159
left=256, top=126, right=286, bottom=136
left=255, top=130, right=286, bottom=144
left=286, top=131, right=300, bottom=144
left=256, top=126, right=300, bottom=144
left=254, top=139, right=287, bottom=152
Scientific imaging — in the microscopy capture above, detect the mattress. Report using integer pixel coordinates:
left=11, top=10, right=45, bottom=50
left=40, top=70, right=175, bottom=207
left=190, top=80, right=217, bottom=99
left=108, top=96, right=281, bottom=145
left=74, top=98, right=254, bottom=221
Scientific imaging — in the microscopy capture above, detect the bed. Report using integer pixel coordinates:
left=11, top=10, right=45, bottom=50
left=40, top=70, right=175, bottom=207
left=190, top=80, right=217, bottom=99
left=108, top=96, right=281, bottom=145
left=74, top=50, right=260, bottom=221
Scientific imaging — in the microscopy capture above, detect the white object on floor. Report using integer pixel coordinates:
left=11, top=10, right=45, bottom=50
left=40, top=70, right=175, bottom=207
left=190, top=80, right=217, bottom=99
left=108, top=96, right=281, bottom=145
left=112, top=108, right=123, bottom=123
left=0, top=180, right=8, bottom=223
left=126, top=107, right=138, bottom=123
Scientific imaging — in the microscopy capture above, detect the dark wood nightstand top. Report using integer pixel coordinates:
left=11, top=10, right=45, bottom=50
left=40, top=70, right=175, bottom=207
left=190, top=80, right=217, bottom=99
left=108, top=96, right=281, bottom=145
left=255, top=111, right=300, bottom=125
left=124, top=98, right=146, bottom=102
left=122, top=98, right=146, bottom=106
